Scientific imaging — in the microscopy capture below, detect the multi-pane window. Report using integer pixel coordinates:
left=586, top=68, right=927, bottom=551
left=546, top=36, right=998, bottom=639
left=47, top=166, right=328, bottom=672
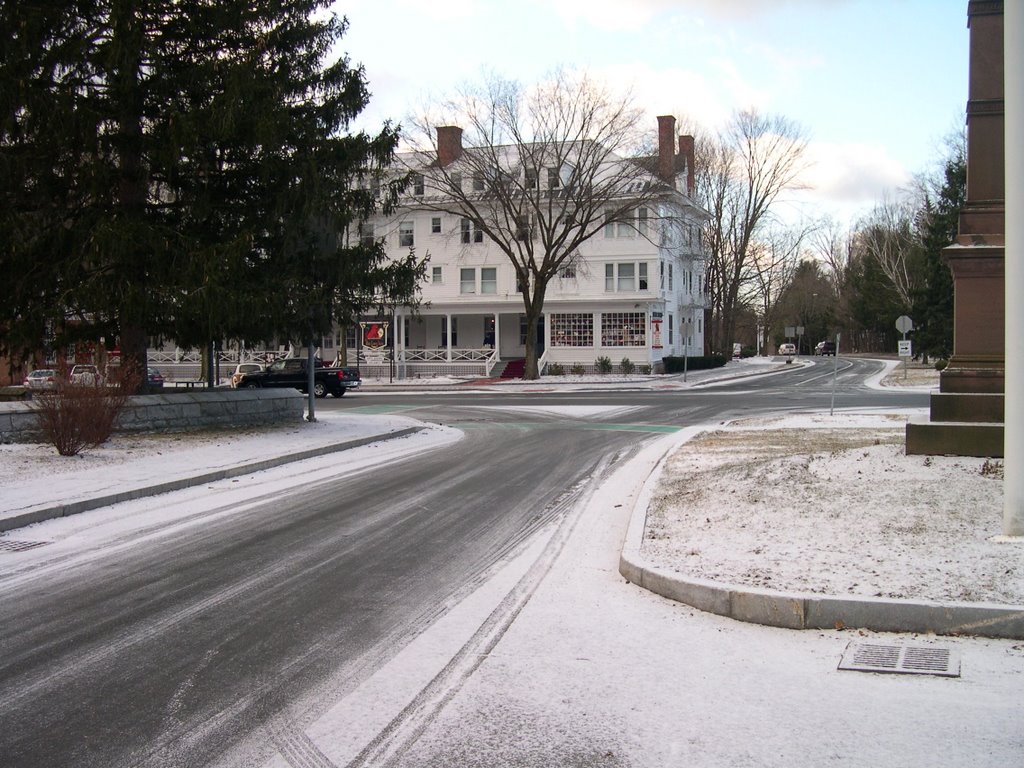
left=604, top=208, right=651, bottom=238
left=668, top=314, right=674, bottom=345
left=605, top=262, right=648, bottom=292
left=358, top=221, right=374, bottom=247
left=547, top=167, right=560, bottom=190
left=550, top=313, right=594, bottom=347
left=431, top=217, right=442, bottom=234
left=460, top=268, right=476, bottom=294
left=481, top=267, right=497, bottom=294
left=559, top=265, right=577, bottom=280
left=412, top=174, right=424, bottom=196
left=601, top=312, right=646, bottom=347
left=668, top=262, right=673, bottom=290
left=525, top=168, right=538, bottom=189
left=617, top=263, right=635, bottom=291
left=399, top=221, right=414, bottom=247
left=472, top=174, right=486, bottom=192
left=432, top=266, right=443, bottom=284
left=514, top=215, right=532, bottom=241
left=460, top=218, right=483, bottom=244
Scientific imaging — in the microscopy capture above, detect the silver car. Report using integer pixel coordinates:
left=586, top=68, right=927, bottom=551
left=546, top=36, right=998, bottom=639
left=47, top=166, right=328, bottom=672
left=23, top=369, right=58, bottom=390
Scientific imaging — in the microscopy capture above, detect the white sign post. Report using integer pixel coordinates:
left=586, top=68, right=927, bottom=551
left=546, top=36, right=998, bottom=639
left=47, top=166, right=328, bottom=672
left=895, top=316, right=914, bottom=379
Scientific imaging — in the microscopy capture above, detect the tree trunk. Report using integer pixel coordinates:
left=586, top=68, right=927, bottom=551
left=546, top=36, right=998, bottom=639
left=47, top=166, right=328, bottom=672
left=522, top=282, right=546, bottom=380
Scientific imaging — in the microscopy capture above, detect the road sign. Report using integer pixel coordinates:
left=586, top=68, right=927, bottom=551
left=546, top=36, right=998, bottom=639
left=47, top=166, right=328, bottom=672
left=898, top=340, right=913, bottom=358
left=896, top=315, right=914, bottom=334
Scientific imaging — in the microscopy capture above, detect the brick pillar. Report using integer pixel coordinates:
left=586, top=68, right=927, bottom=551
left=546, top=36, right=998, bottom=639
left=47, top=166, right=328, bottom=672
left=941, top=0, right=1005, bottom=394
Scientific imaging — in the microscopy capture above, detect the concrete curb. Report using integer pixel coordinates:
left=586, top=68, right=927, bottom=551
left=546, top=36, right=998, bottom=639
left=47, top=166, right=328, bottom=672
left=617, top=424, right=1024, bottom=641
left=0, top=426, right=423, bottom=533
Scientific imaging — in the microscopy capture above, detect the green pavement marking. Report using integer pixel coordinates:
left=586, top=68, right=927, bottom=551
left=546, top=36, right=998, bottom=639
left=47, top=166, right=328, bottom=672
left=345, top=404, right=426, bottom=414
left=347, top=411, right=681, bottom=434
left=582, top=423, right=681, bottom=434
left=464, top=421, right=680, bottom=434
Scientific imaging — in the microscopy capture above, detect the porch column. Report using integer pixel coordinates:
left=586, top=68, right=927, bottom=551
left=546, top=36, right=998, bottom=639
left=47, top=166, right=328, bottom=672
left=494, top=313, right=501, bottom=358
left=446, top=313, right=452, bottom=362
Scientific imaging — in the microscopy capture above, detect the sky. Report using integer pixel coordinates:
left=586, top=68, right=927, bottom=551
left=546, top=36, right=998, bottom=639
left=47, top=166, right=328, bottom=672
left=332, top=0, right=971, bottom=227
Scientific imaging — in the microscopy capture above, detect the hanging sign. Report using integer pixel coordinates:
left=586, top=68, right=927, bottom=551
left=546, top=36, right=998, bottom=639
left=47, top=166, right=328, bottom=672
left=360, top=321, right=389, bottom=350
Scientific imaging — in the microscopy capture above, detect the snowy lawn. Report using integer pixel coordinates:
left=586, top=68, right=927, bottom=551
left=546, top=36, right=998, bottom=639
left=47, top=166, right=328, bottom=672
left=642, top=409, right=1020, bottom=605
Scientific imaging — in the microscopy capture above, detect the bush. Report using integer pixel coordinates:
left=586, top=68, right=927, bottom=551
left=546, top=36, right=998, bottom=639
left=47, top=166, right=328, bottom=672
left=32, top=365, right=140, bottom=456
left=934, top=359, right=949, bottom=371
left=661, top=354, right=727, bottom=374
left=546, top=362, right=565, bottom=376
left=570, top=363, right=586, bottom=376
left=620, top=357, right=635, bottom=375
left=639, top=364, right=652, bottom=375
left=595, top=356, right=613, bottom=374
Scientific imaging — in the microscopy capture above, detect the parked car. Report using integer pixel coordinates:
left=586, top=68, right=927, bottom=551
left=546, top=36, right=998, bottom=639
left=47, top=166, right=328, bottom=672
left=777, top=343, right=796, bottom=356
left=23, top=368, right=58, bottom=391
left=147, top=367, right=165, bottom=389
left=236, top=357, right=361, bottom=397
left=69, top=364, right=102, bottom=385
left=815, top=340, right=836, bottom=356
left=230, top=362, right=264, bottom=388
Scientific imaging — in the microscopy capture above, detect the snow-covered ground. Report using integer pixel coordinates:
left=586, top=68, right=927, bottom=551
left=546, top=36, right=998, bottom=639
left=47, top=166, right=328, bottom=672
left=4, top=357, right=1017, bottom=610
left=4, top=358, right=1022, bottom=768
left=642, top=409, right=1018, bottom=604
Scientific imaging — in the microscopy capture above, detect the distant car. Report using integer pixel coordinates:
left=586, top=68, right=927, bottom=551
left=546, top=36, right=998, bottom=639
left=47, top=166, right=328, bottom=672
left=23, top=368, right=58, bottom=391
left=778, top=343, right=796, bottom=356
left=69, top=364, right=102, bottom=386
left=230, top=363, right=264, bottom=388
left=147, top=367, right=165, bottom=389
left=815, top=340, right=836, bottom=356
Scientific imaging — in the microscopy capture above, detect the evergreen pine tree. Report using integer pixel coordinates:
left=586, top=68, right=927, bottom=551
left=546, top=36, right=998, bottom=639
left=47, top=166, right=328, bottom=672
left=1, top=1, right=423, bottom=380
left=912, top=147, right=966, bottom=361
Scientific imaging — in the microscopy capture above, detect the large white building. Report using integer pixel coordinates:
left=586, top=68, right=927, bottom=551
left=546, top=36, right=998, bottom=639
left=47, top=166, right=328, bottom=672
left=147, top=116, right=708, bottom=382
left=354, top=115, right=707, bottom=379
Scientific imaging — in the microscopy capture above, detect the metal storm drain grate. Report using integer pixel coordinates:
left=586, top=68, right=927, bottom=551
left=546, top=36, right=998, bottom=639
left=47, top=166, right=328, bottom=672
left=0, top=538, right=51, bottom=553
left=838, top=641, right=960, bottom=678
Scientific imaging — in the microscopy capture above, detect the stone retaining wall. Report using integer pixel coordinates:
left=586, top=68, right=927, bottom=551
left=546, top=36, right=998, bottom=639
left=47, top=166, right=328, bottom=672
left=0, top=389, right=304, bottom=443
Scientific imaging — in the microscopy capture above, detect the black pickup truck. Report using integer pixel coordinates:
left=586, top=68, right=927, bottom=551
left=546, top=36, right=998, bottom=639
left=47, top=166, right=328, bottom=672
left=236, top=357, right=361, bottom=397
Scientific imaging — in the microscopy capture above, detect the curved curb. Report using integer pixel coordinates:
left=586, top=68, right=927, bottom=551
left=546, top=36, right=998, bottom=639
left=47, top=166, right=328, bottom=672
left=617, top=425, right=1024, bottom=641
left=0, top=427, right=423, bottom=533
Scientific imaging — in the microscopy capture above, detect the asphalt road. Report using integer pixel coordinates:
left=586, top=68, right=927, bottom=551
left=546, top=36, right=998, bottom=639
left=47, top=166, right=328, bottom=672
left=0, top=358, right=927, bottom=767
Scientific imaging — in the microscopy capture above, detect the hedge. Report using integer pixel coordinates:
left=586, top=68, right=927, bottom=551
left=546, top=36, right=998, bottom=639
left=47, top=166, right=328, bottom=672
left=661, top=354, right=727, bottom=374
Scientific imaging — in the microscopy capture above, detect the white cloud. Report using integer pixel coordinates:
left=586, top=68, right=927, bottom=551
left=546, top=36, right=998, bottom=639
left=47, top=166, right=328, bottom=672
left=539, top=0, right=680, bottom=31
left=790, top=140, right=911, bottom=224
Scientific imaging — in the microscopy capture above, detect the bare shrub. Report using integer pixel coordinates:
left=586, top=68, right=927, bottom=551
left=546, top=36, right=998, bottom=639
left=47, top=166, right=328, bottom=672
left=32, top=364, right=142, bottom=456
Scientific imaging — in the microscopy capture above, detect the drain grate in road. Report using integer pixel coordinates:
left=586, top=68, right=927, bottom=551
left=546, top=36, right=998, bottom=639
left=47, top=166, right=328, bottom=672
left=0, top=538, right=52, bottom=553
left=838, top=641, right=960, bottom=678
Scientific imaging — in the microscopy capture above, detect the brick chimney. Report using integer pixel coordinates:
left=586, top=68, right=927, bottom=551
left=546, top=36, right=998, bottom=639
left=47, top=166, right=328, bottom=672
left=436, top=126, right=463, bottom=167
left=678, top=134, right=695, bottom=197
left=657, top=115, right=676, bottom=182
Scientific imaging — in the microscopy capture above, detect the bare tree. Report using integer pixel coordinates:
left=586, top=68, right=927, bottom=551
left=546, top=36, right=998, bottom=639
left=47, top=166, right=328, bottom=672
left=696, top=110, right=810, bottom=354
left=744, top=224, right=808, bottom=355
left=404, top=70, right=696, bottom=379
left=853, top=193, right=924, bottom=310
left=810, top=215, right=854, bottom=293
